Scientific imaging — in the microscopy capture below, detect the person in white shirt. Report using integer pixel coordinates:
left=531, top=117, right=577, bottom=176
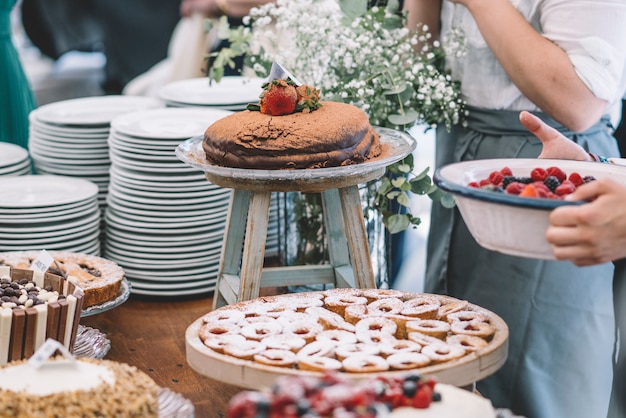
left=403, top=1, right=626, bottom=418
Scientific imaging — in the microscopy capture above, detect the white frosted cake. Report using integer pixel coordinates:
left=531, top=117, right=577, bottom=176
left=0, top=357, right=159, bottom=417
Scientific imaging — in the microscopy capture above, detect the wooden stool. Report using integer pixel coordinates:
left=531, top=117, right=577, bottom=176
left=175, top=128, right=416, bottom=309
left=208, top=167, right=385, bottom=309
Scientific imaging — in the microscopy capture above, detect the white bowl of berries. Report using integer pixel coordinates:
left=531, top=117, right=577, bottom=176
left=434, top=158, right=626, bottom=259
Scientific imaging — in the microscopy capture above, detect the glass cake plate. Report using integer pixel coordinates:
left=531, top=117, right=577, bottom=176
left=81, top=278, right=132, bottom=317
left=159, top=388, right=195, bottom=418
left=175, top=126, right=416, bottom=186
left=72, top=325, right=111, bottom=359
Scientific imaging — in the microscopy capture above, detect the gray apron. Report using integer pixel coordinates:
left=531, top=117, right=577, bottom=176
left=426, top=107, right=618, bottom=418
left=609, top=258, right=626, bottom=418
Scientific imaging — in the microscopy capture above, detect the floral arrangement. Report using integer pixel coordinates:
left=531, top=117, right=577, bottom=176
left=207, top=0, right=464, bottom=233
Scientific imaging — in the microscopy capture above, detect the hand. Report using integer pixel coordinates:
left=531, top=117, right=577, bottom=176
left=519, top=111, right=592, bottom=161
left=546, top=178, right=626, bottom=265
left=180, top=0, right=221, bottom=18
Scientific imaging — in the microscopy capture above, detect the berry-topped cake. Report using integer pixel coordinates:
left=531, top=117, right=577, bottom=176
left=202, top=79, right=382, bottom=169
left=226, top=372, right=497, bottom=418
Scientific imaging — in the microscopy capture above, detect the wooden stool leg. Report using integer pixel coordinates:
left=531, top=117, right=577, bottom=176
left=213, top=190, right=250, bottom=309
left=238, top=191, right=271, bottom=302
left=338, top=185, right=376, bottom=289
left=321, top=189, right=355, bottom=288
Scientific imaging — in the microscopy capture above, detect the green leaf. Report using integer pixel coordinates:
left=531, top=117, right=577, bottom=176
left=339, top=0, right=368, bottom=20
left=396, top=192, right=411, bottom=207
left=383, top=84, right=408, bottom=96
left=413, top=166, right=430, bottom=180
left=391, top=177, right=406, bottom=188
left=396, top=163, right=411, bottom=173
left=387, top=109, right=419, bottom=126
left=386, top=190, right=401, bottom=199
left=385, top=214, right=411, bottom=234
left=440, top=192, right=457, bottom=208
left=409, top=176, right=433, bottom=195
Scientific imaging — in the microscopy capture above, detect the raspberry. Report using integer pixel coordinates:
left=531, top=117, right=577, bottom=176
left=530, top=168, right=548, bottom=182
left=412, top=386, right=432, bottom=409
left=555, top=181, right=576, bottom=196
left=479, top=179, right=491, bottom=187
left=468, top=181, right=480, bottom=188
left=568, top=172, right=584, bottom=187
left=547, top=166, right=567, bottom=182
left=531, top=181, right=550, bottom=193
left=505, top=182, right=526, bottom=195
left=500, top=167, right=513, bottom=176
left=543, top=176, right=560, bottom=192
left=488, top=170, right=504, bottom=186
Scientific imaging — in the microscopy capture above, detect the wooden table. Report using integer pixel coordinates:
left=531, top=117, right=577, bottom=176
left=81, top=294, right=244, bottom=418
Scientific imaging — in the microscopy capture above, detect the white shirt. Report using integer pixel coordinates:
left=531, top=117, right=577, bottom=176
left=441, top=0, right=626, bottom=116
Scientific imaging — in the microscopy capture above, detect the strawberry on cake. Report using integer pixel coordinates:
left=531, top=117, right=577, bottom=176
left=202, top=79, right=382, bottom=169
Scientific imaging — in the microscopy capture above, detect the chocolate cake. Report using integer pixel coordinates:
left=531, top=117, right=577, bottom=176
left=202, top=101, right=382, bottom=169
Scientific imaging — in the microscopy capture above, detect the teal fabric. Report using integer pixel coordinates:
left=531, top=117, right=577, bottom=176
left=0, top=0, right=36, bottom=150
left=426, top=107, right=618, bottom=418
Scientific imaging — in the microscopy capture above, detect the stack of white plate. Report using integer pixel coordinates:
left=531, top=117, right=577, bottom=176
left=0, top=175, right=101, bottom=254
left=0, top=143, right=31, bottom=177
left=105, top=107, right=238, bottom=296
left=157, top=76, right=265, bottom=110
left=28, top=95, right=164, bottom=211
left=157, top=76, right=281, bottom=259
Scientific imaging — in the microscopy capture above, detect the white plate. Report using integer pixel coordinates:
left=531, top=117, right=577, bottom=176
left=0, top=175, right=98, bottom=208
left=29, top=140, right=109, bottom=157
left=104, top=225, right=222, bottom=245
left=106, top=191, right=230, bottom=213
left=111, top=107, right=232, bottom=139
left=108, top=177, right=226, bottom=199
left=164, top=100, right=248, bottom=111
left=0, top=201, right=99, bottom=223
left=108, top=146, right=178, bottom=163
left=0, top=143, right=29, bottom=167
left=108, top=184, right=228, bottom=206
left=110, top=153, right=197, bottom=173
left=102, top=248, right=221, bottom=270
left=0, top=229, right=101, bottom=251
left=108, top=131, right=184, bottom=150
left=109, top=176, right=214, bottom=194
left=104, top=210, right=226, bottom=234
left=33, top=160, right=111, bottom=176
left=0, top=208, right=100, bottom=234
left=130, top=284, right=215, bottom=296
left=101, top=195, right=219, bottom=222
left=0, top=159, right=31, bottom=176
left=109, top=164, right=207, bottom=183
left=120, top=263, right=219, bottom=280
left=33, top=95, right=164, bottom=126
left=158, top=76, right=265, bottom=106
left=30, top=148, right=111, bottom=166
left=125, top=275, right=217, bottom=289
left=104, top=238, right=222, bottom=258
left=108, top=136, right=179, bottom=156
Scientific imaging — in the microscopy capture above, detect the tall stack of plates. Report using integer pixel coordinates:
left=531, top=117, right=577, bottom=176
left=157, top=76, right=280, bottom=259
left=0, top=143, right=31, bottom=177
left=105, top=107, right=236, bottom=296
left=28, top=96, right=164, bottom=212
left=157, top=76, right=265, bottom=110
left=0, top=175, right=101, bottom=254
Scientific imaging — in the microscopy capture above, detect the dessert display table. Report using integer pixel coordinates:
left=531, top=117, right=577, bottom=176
left=177, top=127, right=416, bottom=308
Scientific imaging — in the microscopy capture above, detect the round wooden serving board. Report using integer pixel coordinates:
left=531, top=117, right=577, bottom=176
left=185, top=291, right=508, bottom=389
